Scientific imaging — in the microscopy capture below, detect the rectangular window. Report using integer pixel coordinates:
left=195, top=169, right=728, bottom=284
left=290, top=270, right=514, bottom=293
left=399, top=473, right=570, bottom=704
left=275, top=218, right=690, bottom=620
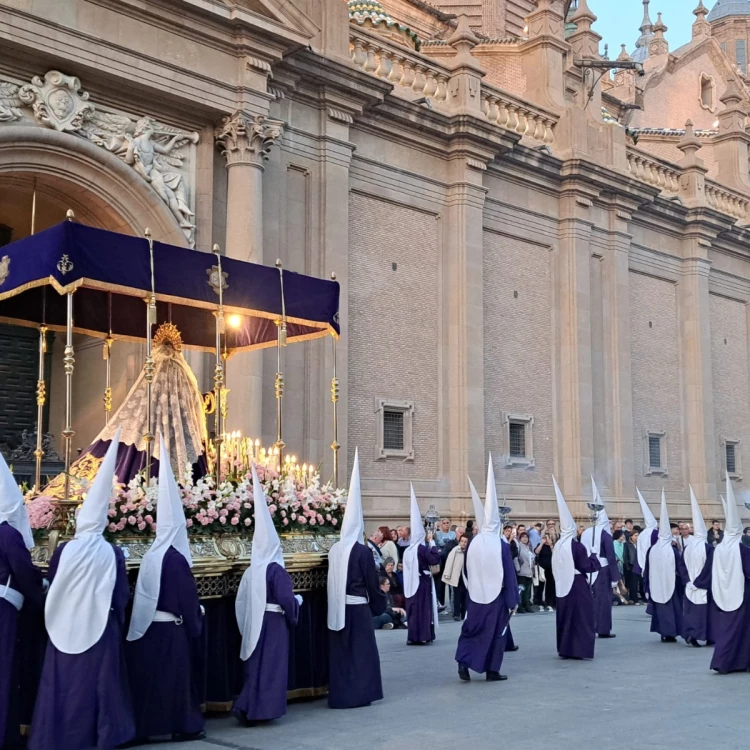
left=726, top=443, right=737, bottom=475
left=721, top=42, right=727, bottom=55
left=737, top=40, right=747, bottom=74
left=648, top=435, right=662, bottom=469
left=382, top=409, right=404, bottom=451
left=508, top=422, right=526, bottom=458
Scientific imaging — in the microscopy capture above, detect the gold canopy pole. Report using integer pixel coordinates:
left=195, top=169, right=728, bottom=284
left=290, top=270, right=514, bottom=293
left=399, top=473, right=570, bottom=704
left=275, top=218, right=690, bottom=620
left=274, top=259, right=287, bottom=470
left=144, top=229, right=157, bottom=479
left=103, top=294, right=113, bottom=425
left=62, top=210, right=76, bottom=503
left=213, top=245, right=225, bottom=487
left=34, top=323, right=47, bottom=490
left=330, top=271, right=340, bottom=488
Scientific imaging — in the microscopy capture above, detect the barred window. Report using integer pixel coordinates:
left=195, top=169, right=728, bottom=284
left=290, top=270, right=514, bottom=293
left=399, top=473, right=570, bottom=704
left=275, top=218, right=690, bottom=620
left=726, top=443, right=737, bottom=475
left=383, top=409, right=404, bottom=451
left=509, top=422, right=526, bottom=458
left=648, top=435, right=662, bottom=469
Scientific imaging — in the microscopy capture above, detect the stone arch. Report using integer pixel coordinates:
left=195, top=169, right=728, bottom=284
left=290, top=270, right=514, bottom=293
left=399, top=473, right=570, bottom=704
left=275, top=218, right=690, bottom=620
left=0, top=125, right=186, bottom=245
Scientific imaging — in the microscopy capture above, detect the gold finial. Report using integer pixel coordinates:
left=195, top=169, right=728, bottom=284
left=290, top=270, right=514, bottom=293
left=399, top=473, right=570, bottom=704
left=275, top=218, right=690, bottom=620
left=144, top=228, right=152, bottom=239
left=330, top=271, right=337, bottom=281
left=213, top=244, right=220, bottom=253
left=65, top=209, right=75, bottom=221
left=275, top=259, right=282, bottom=269
left=153, top=322, right=183, bottom=351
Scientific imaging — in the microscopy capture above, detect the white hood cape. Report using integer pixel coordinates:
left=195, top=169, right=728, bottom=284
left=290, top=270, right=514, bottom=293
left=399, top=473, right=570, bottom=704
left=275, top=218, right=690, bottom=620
left=128, top=433, right=193, bottom=641
left=712, top=475, right=745, bottom=613
left=551, top=476, right=578, bottom=597
left=403, top=484, right=438, bottom=629
left=236, top=464, right=286, bottom=660
left=327, top=449, right=365, bottom=631
left=683, top=486, right=708, bottom=606
left=580, top=477, right=610, bottom=584
left=636, top=488, right=658, bottom=571
left=648, top=490, right=676, bottom=604
left=466, top=456, right=504, bottom=605
left=0, top=451, right=34, bottom=550
left=45, top=429, right=121, bottom=654
left=468, top=476, right=485, bottom=529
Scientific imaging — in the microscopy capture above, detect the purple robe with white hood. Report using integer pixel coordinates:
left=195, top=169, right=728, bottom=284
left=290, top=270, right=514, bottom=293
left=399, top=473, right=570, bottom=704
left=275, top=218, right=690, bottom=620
left=682, top=486, right=712, bottom=642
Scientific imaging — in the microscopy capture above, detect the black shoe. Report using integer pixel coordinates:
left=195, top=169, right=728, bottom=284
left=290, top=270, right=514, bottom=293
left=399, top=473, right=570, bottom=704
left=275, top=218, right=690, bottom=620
left=486, top=672, right=508, bottom=681
left=172, top=731, right=207, bottom=742
left=598, top=633, right=616, bottom=639
left=661, top=636, right=677, bottom=643
left=458, top=663, right=471, bottom=681
left=117, top=741, right=146, bottom=749
left=688, top=638, right=703, bottom=648
left=506, top=645, right=519, bottom=652
left=453, top=616, right=461, bottom=621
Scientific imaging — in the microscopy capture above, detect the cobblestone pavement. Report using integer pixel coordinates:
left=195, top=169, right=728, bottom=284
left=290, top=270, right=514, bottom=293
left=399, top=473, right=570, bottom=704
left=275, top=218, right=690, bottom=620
left=145, top=606, right=747, bottom=750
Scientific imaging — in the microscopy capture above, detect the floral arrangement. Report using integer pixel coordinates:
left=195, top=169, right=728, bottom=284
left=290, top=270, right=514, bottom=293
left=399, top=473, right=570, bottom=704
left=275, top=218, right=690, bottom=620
left=27, top=463, right=346, bottom=539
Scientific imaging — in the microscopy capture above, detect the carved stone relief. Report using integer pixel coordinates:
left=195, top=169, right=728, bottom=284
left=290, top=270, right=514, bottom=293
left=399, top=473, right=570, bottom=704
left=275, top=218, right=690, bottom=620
left=0, top=71, right=200, bottom=247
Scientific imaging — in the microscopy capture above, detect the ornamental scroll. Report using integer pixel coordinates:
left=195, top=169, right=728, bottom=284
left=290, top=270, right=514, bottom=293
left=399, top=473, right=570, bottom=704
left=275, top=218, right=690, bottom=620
left=0, top=71, right=199, bottom=247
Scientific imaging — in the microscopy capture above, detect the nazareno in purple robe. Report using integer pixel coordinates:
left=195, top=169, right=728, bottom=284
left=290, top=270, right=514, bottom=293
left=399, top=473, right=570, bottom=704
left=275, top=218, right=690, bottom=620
left=638, top=529, right=658, bottom=615
left=694, top=544, right=750, bottom=674
left=126, top=547, right=204, bottom=739
left=681, top=543, right=713, bottom=643
left=328, top=542, right=386, bottom=709
left=455, top=541, right=519, bottom=674
left=644, top=544, right=685, bottom=639
left=556, top=540, right=601, bottom=660
left=30, top=543, right=135, bottom=750
left=233, top=562, right=299, bottom=722
left=0, top=522, right=44, bottom=749
left=591, top=531, right=621, bottom=637
left=406, top=543, right=440, bottom=644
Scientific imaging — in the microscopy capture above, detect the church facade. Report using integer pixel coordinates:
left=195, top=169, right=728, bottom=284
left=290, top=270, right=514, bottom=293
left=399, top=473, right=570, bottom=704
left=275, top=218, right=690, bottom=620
left=1, top=0, right=750, bottom=523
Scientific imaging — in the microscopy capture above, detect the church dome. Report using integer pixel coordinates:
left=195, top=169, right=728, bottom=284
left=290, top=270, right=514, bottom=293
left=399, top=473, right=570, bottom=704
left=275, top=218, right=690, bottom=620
left=708, top=1, right=750, bottom=21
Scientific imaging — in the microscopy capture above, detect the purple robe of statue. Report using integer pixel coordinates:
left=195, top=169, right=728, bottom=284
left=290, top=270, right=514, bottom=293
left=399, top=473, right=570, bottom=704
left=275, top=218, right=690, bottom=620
left=455, top=542, right=519, bottom=674
left=126, top=547, right=204, bottom=739
left=556, top=540, right=601, bottom=660
left=694, top=544, right=750, bottom=674
left=681, top=543, right=713, bottom=643
left=30, top=543, right=135, bottom=750
left=406, top=544, right=440, bottom=644
left=591, top=531, right=621, bottom=636
left=644, top=544, right=686, bottom=639
left=328, top=542, right=386, bottom=709
left=0, top=522, right=44, bottom=749
left=233, top=562, right=299, bottom=722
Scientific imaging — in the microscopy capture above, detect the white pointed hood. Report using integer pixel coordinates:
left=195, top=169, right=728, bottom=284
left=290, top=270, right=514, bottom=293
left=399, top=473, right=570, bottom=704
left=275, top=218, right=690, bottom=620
left=0, top=451, right=33, bottom=550
left=236, top=464, right=285, bottom=660
left=649, top=489, right=676, bottom=604
left=636, top=488, right=658, bottom=570
left=684, top=486, right=708, bottom=605
left=551, top=476, right=577, bottom=597
left=327, top=449, right=364, bottom=631
left=712, top=475, right=745, bottom=612
left=403, top=484, right=425, bottom=599
left=468, top=476, right=485, bottom=529
left=466, top=456, right=504, bottom=604
left=45, top=429, right=121, bottom=654
left=580, top=477, right=610, bottom=582
left=127, top=433, right=192, bottom=641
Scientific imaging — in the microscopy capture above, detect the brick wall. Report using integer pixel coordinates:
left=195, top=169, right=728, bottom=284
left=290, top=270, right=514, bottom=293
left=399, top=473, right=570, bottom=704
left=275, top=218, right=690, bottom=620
left=629, top=272, right=684, bottom=490
left=710, top=293, right=750, bottom=494
left=347, top=192, right=439, bottom=480
left=483, top=232, right=552, bottom=482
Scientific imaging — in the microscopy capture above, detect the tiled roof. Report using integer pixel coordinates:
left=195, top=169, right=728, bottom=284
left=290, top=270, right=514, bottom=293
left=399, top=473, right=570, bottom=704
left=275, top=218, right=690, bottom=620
left=628, top=127, right=718, bottom=137
left=348, top=0, right=421, bottom=50
left=708, top=1, right=750, bottom=21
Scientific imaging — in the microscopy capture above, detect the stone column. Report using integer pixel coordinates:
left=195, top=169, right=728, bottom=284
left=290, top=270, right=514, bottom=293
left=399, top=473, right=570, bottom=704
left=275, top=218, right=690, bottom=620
left=216, top=111, right=284, bottom=438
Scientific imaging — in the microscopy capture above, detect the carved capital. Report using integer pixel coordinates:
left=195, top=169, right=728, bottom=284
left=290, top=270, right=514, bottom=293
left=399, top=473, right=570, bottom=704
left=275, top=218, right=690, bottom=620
left=215, top=112, right=284, bottom=168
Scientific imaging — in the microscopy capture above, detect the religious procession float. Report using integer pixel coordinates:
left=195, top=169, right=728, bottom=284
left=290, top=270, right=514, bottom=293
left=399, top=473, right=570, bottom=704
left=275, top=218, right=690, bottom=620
left=0, top=215, right=343, bottom=706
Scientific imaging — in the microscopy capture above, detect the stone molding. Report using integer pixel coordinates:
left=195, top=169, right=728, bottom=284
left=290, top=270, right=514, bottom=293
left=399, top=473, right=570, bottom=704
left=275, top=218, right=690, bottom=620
left=215, top=111, right=284, bottom=168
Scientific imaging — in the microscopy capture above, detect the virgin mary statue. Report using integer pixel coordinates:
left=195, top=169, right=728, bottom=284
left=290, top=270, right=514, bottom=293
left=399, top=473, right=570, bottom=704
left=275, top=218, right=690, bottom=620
left=46, top=322, right=208, bottom=497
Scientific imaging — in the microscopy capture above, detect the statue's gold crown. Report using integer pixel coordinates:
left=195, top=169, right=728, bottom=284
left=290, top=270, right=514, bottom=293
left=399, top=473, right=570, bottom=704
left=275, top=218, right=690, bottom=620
left=153, top=322, right=183, bottom=351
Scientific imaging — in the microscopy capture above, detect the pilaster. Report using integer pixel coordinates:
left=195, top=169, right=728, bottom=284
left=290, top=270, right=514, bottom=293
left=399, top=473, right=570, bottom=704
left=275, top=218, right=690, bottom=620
left=713, top=79, right=750, bottom=194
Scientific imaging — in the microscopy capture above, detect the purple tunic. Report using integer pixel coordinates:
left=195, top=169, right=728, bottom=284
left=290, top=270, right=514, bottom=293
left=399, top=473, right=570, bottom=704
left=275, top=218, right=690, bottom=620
left=556, top=541, right=601, bottom=659
left=455, top=542, right=519, bottom=674
left=681, top=543, right=713, bottom=643
left=126, top=547, right=204, bottom=739
left=233, top=562, right=299, bottom=722
left=30, top=543, right=135, bottom=750
left=0, top=523, right=43, bottom=748
left=695, top=544, right=750, bottom=674
left=591, top=531, right=621, bottom=636
left=406, top=544, right=440, bottom=644
left=328, top=543, right=386, bottom=709
left=644, top=545, right=685, bottom=639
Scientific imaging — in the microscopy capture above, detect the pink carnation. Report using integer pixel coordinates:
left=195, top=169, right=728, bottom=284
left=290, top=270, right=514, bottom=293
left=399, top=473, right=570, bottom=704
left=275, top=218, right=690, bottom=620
left=144, top=515, right=153, bottom=524
left=298, top=516, right=307, bottom=525
left=127, top=516, right=136, bottom=525
left=244, top=518, right=252, bottom=526
left=138, top=522, right=146, bottom=531
left=230, top=516, right=239, bottom=525
left=331, top=518, right=338, bottom=526
left=108, top=523, right=117, bottom=532
left=283, top=518, right=289, bottom=525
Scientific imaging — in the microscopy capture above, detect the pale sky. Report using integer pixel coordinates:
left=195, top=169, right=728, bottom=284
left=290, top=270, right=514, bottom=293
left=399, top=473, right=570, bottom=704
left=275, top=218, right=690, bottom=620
left=591, top=0, right=697, bottom=59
